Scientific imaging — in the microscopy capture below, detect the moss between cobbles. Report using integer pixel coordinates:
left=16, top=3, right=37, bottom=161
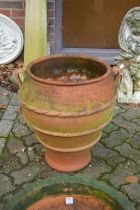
left=0, top=147, right=11, bottom=161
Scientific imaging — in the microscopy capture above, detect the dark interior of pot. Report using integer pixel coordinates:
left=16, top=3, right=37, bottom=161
left=13, top=183, right=125, bottom=210
left=30, top=57, right=108, bottom=82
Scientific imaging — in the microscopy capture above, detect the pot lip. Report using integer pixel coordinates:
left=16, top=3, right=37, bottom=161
left=27, top=54, right=112, bottom=86
left=3, top=176, right=135, bottom=210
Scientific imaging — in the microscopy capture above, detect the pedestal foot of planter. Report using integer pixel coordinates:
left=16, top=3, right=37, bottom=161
left=45, top=149, right=91, bottom=172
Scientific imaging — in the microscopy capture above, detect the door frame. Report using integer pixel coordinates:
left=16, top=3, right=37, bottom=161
left=55, top=0, right=120, bottom=64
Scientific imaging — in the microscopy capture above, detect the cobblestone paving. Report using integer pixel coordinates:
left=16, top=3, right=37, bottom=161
left=0, top=86, right=140, bottom=209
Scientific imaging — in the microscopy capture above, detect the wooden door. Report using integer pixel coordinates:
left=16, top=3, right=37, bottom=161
left=62, top=0, right=140, bottom=48
left=56, top=0, right=140, bottom=63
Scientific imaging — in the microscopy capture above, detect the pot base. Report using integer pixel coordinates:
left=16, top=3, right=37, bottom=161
left=45, top=149, right=91, bottom=172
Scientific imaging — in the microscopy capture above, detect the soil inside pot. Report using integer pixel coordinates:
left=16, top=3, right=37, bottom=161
left=30, top=57, right=107, bottom=82
left=46, top=68, right=98, bottom=82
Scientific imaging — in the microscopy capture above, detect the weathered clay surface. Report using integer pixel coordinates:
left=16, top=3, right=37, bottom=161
left=19, top=55, right=116, bottom=172
left=27, top=195, right=112, bottom=210
left=0, top=86, right=140, bottom=209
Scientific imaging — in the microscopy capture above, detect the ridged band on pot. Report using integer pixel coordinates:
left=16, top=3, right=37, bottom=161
left=21, top=99, right=115, bottom=134
left=19, top=55, right=117, bottom=172
left=21, top=100, right=114, bottom=151
left=21, top=99, right=114, bottom=172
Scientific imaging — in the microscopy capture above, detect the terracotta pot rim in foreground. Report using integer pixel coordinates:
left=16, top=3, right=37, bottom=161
left=27, top=54, right=112, bottom=86
left=3, top=176, right=135, bottom=210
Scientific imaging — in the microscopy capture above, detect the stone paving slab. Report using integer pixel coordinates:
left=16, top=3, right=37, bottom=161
left=0, top=120, right=14, bottom=137
left=103, top=160, right=139, bottom=188
left=2, top=105, right=19, bottom=120
left=0, top=138, right=6, bottom=155
left=0, top=86, right=140, bottom=209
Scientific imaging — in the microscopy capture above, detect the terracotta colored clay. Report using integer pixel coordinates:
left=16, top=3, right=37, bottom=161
left=126, top=175, right=138, bottom=184
left=19, top=55, right=116, bottom=172
left=27, top=195, right=111, bottom=210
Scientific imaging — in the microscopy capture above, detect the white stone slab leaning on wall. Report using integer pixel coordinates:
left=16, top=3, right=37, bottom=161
left=0, top=14, right=23, bottom=65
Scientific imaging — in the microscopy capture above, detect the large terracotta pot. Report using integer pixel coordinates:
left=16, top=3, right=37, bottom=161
left=18, top=55, right=117, bottom=172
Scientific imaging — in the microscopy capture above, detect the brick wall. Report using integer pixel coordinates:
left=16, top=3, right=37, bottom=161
left=0, top=0, right=56, bottom=54
left=0, top=0, right=25, bottom=31
left=48, top=0, right=55, bottom=54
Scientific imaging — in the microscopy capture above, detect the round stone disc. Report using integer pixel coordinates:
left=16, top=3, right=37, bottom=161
left=0, top=14, right=24, bottom=64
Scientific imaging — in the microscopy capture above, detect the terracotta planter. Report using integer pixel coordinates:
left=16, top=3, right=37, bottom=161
left=3, top=176, right=135, bottom=210
left=18, top=55, right=117, bottom=172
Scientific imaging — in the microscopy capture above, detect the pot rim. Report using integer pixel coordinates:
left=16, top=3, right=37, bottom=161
left=27, top=54, right=112, bottom=86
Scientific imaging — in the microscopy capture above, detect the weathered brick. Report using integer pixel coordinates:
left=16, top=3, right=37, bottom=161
left=48, top=2, right=55, bottom=10
left=48, top=26, right=55, bottom=34
left=48, top=9, right=55, bottom=17
left=48, top=34, right=55, bottom=42
left=11, top=9, right=25, bottom=17
left=19, top=25, right=25, bottom=32
left=48, top=18, right=55, bottom=25
left=0, top=1, right=23, bottom=9
left=0, top=9, right=12, bottom=16
left=50, top=41, right=56, bottom=54
left=11, top=17, right=25, bottom=26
